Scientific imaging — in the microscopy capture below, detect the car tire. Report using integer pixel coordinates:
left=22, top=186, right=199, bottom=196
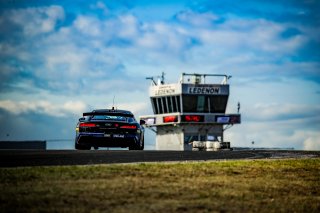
left=140, top=136, right=144, bottom=150
left=128, top=145, right=136, bottom=150
left=75, top=143, right=91, bottom=150
left=129, top=142, right=141, bottom=151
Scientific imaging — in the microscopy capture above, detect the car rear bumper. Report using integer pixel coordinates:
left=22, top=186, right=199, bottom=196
left=76, top=132, right=139, bottom=148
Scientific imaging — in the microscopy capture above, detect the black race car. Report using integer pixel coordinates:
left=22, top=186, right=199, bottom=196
left=75, top=109, right=144, bottom=150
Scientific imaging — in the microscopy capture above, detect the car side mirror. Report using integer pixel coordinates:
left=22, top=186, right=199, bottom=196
left=79, top=117, right=85, bottom=122
left=140, top=120, right=146, bottom=125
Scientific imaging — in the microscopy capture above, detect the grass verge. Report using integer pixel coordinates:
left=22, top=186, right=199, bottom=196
left=0, top=159, right=319, bottom=213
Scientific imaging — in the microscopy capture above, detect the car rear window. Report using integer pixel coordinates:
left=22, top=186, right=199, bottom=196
left=90, top=115, right=127, bottom=121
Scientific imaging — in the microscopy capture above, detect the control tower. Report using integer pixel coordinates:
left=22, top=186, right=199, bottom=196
left=140, top=73, right=241, bottom=151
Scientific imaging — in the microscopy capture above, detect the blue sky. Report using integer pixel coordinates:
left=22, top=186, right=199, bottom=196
left=0, top=0, right=319, bottom=150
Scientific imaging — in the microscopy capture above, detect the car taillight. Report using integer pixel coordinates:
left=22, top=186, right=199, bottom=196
left=120, top=125, right=137, bottom=129
left=79, top=123, right=96, bottom=127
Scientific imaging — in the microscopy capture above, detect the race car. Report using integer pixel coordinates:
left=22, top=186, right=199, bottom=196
left=75, top=108, right=144, bottom=150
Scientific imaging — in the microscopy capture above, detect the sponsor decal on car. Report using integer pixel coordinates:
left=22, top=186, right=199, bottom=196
left=113, top=134, right=125, bottom=138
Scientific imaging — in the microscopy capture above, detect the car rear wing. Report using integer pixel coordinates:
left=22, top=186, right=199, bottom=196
left=83, top=112, right=134, bottom=117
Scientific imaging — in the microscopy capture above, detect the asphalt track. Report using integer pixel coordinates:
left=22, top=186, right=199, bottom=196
left=0, top=150, right=319, bottom=167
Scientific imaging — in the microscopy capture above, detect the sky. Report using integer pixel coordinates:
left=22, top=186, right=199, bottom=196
left=0, top=0, right=319, bottom=150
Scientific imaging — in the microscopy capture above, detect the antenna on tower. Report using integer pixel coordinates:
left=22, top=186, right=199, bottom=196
left=146, top=76, right=157, bottom=85
left=160, top=72, right=165, bottom=84
left=112, top=95, right=116, bottom=110
left=146, top=72, right=166, bottom=86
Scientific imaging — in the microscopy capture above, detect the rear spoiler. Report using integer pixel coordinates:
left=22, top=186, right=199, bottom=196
left=83, top=112, right=134, bottom=117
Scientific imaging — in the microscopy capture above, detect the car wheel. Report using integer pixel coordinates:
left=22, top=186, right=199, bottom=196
left=75, top=143, right=91, bottom=150
left=129, top=140, right=140, bottom=150
left=128, top=145, right=136, bottom=150
left=139, top=136, right=144, bottom=150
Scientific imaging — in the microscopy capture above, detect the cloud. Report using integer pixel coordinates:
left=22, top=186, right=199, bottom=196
left=188, top=0, right=320, bottom=26
left=0, top=5, right=64, bottom=37
left=0, top=100, right=87, bottom=117
left=186, top=17, right=307, bottom=56
left=168, top=9, right=320, bottom=83
left=303, top=133, right=320, bottom=150
left=73, top=15, right=103, bottom=37
left=175, top=10, right=220, bottom=27
left=135, top=22, right=193, bottom=54
left=0, top=108, right=77, bottom=144
left=0, top=7, right=135, bottom=94
left=246, top=103, right=320, bottom=122
left=1, top=3, right=319, bottom=98
left=116, top=102, right=148, bottom=116
left=226, top=121, right=320, bottom=150
left=181, top=0, right=320, bottom=77
left=225, top=100, right=320, bottom=150
left=90, top=1, right=109, bottom=15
